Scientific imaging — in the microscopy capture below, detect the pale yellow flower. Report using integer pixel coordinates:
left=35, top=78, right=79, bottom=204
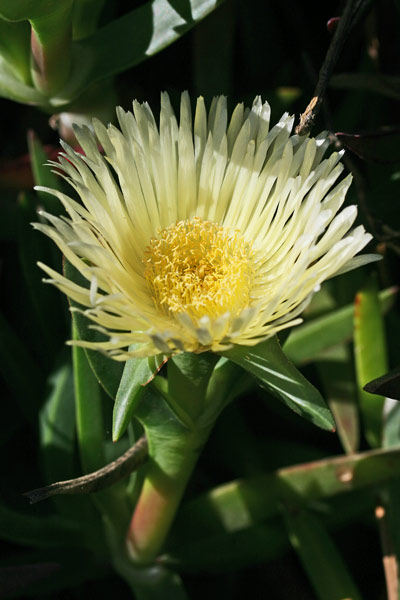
left=34, top=93, right=372, bottom=359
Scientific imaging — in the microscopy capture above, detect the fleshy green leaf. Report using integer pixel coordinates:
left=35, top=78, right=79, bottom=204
left=113, top=353, right=164, bottom=442
left=284, top=286, right=397, bottom=365
left=72, top=322, right=130, bottom=536
left=354, top=278, right=388, bottom=447
left=72, top=324, right=106, bottom=474
left=177, top=445, right=400, bottom=535
left=222, top=336, right=335, bottom=431
left=0, top=56, right=46, bottom=105
left=49, top=0, right=224, bottom=107
left=283, top=506, right=362, bottom=600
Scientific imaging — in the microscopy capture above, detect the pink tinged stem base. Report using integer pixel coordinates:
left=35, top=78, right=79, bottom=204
left=126, top=433, right=208, bottom=564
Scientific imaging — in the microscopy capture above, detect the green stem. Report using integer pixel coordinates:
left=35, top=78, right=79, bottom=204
left=125, top=354, right=247, bottom=565
left=126, top=428, right=211, bottom=564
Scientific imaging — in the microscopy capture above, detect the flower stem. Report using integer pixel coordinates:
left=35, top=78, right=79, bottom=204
left=126, top=428, right=210, bottom=564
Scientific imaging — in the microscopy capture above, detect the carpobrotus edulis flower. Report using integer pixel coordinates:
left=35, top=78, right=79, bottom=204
left=34, top=92, right=372, bottom=359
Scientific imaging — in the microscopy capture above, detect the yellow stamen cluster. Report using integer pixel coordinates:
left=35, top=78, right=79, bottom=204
left=143, top=217, right=254, bottom=320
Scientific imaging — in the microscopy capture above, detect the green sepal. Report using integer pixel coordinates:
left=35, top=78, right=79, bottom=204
left=222, top=336, right=335, bottom=431
left=168, top=352, right=219, bottom=423
left=112, top=352, right=165, bottom=442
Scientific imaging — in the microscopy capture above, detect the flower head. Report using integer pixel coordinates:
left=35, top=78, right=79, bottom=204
left=34, top=93, right=372, bottom=359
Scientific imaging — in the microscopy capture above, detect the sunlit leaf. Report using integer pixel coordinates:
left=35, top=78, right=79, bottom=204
left=354, top=278, right=388, bottom=447
left=222, top=336, right=335, bottom=431
left=113, top=353, right=164, bottom=442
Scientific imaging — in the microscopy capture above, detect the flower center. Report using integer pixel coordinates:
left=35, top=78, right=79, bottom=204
left=143, top=217, right=254, bottom=319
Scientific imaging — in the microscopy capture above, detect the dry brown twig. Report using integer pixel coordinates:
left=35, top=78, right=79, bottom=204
left=23, top=435, right=149, bottom=504
left=296, top=0, right=370, bottom=136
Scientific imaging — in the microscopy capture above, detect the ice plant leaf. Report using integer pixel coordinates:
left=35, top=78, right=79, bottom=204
left=113, top=353, right=164, bottom=442
left=354, top=277, right=388, bottom=448
left=52, top=0, right=224, bottom=105
left=222, top=336, right=335, bottom=431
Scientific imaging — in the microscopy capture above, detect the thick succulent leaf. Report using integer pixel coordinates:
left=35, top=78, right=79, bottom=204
left=72, top=327, right=131, bottom=536
left=222, top=336, right=335, bottom=431
left=168, top=492, right=372, bottom=573
left=50, top=0, right=224, bottom=106
left=113, top=353, right=165, bottom=442
left=284, top=287, right=397, bottom=365
left=354, top=279, right=388, bottom=447
left=0, top=56, right=46, bottom=104
left=283, top=507, right=362, bottom=600
left=177, top=445, right=400, bottom=535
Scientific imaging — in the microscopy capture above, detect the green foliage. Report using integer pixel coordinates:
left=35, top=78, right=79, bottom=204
left=1, top=1, right=400, bottom=598
left=223, top=337, right=335, bottom=431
